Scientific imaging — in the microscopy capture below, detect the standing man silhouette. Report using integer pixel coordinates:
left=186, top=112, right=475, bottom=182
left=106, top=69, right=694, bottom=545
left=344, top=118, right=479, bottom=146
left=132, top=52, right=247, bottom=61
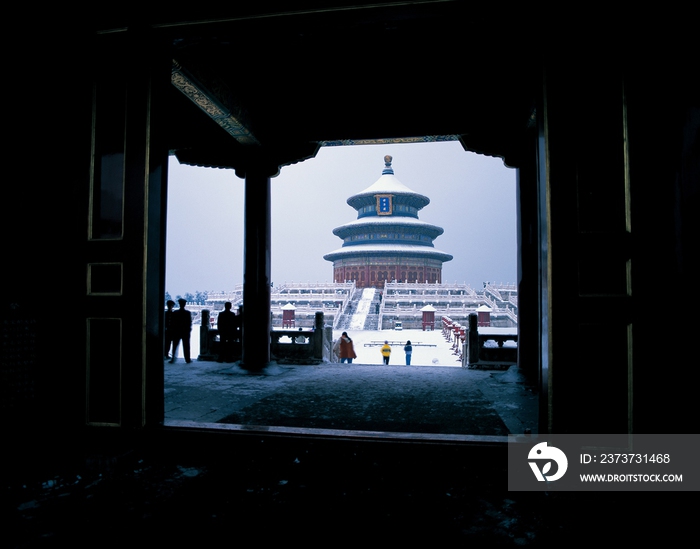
left=170, top=298, right=192, bottom=364
left=216, top=301, right=236, bottom=363
left=164, top=300, right=175, bottom=359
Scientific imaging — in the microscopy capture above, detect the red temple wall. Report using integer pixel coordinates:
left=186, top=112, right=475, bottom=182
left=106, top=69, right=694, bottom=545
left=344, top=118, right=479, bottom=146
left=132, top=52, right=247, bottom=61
left=332, top=257, right=444, bottom=289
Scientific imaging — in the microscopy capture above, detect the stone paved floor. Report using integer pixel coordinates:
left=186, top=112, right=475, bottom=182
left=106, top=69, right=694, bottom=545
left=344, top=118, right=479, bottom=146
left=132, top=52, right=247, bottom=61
left=164, top=360, right=540, bottom=437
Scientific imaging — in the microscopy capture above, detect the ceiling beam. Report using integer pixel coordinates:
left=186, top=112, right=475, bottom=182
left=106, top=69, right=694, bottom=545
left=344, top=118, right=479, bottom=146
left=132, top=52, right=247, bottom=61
left=171, top=58, right=260, bottom=146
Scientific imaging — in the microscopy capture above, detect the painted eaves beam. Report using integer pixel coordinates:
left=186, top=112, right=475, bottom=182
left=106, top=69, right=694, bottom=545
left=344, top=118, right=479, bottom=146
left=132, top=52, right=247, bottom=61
left=171, top=58, right=260, bottom=147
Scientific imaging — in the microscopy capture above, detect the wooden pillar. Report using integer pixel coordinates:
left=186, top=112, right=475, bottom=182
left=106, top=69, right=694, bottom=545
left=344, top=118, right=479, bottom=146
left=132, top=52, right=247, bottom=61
left=516, top=147, right=541, bottom=381
left=241, top=166, right=272, bottom=370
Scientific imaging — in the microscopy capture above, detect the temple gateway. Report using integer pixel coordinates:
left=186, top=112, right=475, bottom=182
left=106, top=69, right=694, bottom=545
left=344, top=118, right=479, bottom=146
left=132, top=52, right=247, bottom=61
left=324, top=156, right=453, bottom=289
left=5, top=4, right=696, bottom=475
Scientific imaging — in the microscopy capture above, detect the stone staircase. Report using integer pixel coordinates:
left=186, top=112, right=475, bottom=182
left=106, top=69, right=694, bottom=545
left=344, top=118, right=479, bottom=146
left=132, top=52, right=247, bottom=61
left=336, top=288, right=380, bottom=331
left=362, top=291, right=383, bottom=330
left=335, top=290, right=361, bottom=330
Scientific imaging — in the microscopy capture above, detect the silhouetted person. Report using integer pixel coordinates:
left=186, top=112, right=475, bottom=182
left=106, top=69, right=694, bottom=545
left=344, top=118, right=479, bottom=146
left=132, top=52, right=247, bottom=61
left=164, top=300, right=175, bottom=359
left=170, top=298, right=192, bottom=363
left=216, top=301, right=236, bottom=363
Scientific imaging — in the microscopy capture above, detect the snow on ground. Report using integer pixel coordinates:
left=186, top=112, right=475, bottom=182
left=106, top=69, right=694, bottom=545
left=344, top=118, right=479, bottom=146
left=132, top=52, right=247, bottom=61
left=332, top=328, right=463, bottom=367
left=174, top=326, right=463, bottom=368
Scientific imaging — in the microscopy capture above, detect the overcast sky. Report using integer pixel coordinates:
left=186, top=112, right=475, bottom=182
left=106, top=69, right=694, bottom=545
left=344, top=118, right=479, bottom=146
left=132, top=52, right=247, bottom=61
left=165, top=141, right=517, bottom=298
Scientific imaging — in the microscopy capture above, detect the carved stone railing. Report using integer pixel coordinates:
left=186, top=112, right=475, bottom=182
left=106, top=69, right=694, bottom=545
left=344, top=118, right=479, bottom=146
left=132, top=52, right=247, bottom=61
left=270, top=312, right=329, bottom=364
left=197, top=310, right=331, bottom=364
left=275, top=281, right=355, bottom=293
left=462, top=313, right=518, bottom=370
left=384, top=281, right=476, bottom=296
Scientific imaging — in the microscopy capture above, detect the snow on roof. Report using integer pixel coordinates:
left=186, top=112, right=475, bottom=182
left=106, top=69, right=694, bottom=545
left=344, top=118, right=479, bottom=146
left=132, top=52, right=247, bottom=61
left=333, top=216, right=444, bottom=234
left=323, top=242, right=453, bottom=261
left=349, top=156, right=429, bottom=204
left=357, top=173, right=415, bottom=195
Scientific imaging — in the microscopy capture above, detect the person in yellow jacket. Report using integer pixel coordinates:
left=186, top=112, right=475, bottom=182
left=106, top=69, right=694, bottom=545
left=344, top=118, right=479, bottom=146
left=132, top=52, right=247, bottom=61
left=380, top=340, right=391, bottom=365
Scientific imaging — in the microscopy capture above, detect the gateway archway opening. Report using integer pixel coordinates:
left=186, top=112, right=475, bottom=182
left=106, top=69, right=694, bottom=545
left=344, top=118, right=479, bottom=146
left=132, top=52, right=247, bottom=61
left=164, top=140, right=534, bottom=437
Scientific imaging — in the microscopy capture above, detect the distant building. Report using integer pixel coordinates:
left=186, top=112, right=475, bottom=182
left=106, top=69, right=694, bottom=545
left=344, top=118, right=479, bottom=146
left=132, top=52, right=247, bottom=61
left=324, top=156, right=453, bottom=289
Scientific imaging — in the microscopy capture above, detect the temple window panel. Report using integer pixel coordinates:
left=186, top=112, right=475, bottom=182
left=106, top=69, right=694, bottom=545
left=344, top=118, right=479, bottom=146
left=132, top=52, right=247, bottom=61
left=394, top=204, right=418, bottom=216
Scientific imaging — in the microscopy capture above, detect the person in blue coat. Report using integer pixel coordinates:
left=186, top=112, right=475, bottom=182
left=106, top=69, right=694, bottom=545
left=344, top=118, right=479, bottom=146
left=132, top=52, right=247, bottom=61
left=404, top=340, right=413, bottom=365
